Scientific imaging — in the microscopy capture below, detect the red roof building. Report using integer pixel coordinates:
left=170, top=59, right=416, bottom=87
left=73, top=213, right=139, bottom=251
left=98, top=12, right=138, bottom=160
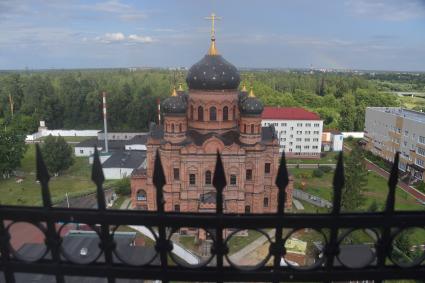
left=262, top=107, right=321, bottom=120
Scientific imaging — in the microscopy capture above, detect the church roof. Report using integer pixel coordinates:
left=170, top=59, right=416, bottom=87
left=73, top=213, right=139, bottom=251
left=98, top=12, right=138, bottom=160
left=262, top=107, right=321, bottom=120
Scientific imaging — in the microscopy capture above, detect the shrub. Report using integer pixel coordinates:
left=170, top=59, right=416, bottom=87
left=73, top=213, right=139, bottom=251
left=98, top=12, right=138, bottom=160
left=319, top=166, right=333, bottom=173
left=416, top=182, right=425, bottom=193
left=115, top=177, right=131, bottom=196
left=312, top=168, right=324, bottom=178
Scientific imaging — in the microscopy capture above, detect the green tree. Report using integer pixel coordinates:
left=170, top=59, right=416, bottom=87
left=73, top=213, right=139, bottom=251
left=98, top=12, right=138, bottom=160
left=0, top=123, right=27, bottom=178
left=342, top=146, right=367, bottom=211
left=367, top=200, right=379, bottom=212
left=41, top=135, right=74, bottom=175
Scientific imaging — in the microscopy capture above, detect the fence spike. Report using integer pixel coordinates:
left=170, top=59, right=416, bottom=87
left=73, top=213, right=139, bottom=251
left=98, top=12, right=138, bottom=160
left=92, top=147, right=106, bottom=210
left=275, top=150, right=289, bottom=214
left=36, top=144, right=52, bottom=208
left=332, top=151, right=344, bottom=214
left=91, top=147, right=105, bottom=187
left=153, top=149, right=166, bottom=212
left=213, top=151, right=226, bottom=214
left=385, top=152, right=399, bottom=213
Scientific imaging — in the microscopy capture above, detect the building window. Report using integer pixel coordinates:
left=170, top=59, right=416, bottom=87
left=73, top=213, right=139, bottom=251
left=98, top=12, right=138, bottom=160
left=210, top=106, right=217, bottom=121
left=251, top=124, right=254, bottom=133
left=171, top=124, right=174, bottom=133
left=265, top=163, right=271, bottom=174
left=419, top=136, right=425, bottom=144
left=264, top=197, right=269, bottom=207
left=137, top=190, right=147, bottom=201
left=246, top=169, right=252, bottom=180
left=173, top=168, right=180, bottom=180
left=223, top=106, right=228, bottom=121
left=198, top=106, right=204, bottom=121
left=416, top=158, right=424, bottom=168
left=205, top=170, right=212, bottom=185
left=244, top=124, right=247, bottom=133
left=179, top=124, right=182, bottom=132
left=189, top=174, right=196, bottom=185
left=190, top=105, right=194, bottom=119
left=417, top=147, right=425, bottom=157
left=233, top=106, right=236, bottom=120
left=80, top=150, right=84, bottom=154
left=230, top=174, right=237, bottom=185
left=245, top=206, right=251, bottom=213
left=174, top=205, right=180, bottom=212
left=314, top=123, right=320, bottom=127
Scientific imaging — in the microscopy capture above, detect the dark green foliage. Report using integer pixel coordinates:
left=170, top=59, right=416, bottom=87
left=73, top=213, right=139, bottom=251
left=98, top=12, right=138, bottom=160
left=0, top=122, right=27, bottom=178
left=342, top=146, right=367, bottom=211
left=312, top=168, right=324, bottom=178
left=41, top=135, right=74, bottom=175
left=115, top=177, right=131, bottom=196
left=318, top=166, right=333, bottom=173
left=416, top=182, right=425, bottom=193
left=368, top=199, right=379, bottom=212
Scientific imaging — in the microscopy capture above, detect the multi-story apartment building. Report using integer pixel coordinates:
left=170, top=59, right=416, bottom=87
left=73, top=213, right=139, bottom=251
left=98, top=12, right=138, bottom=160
left=261, top=107, right=323, bottom=158
left=364, top=107, right=425, bottom=182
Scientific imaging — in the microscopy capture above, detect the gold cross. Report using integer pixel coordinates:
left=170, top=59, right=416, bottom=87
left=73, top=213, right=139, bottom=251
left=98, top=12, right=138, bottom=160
left=205, top=12, right=221, bottom=39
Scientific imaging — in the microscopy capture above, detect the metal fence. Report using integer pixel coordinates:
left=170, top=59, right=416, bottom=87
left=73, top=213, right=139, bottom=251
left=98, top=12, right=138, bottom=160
left=0, top=145, right=424, bottom=283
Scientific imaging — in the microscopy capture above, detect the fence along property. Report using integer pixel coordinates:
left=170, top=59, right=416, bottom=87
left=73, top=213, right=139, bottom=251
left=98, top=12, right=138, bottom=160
left=0, top=146, right=424, bottom=283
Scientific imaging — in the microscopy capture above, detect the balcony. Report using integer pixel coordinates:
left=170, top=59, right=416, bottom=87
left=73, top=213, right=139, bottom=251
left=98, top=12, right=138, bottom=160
left=0, top=146, right=424, bottom=282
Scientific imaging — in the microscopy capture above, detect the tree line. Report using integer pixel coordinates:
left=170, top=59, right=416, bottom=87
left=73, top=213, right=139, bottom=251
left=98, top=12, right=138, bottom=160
left=0, top=69, right=404, bottom=133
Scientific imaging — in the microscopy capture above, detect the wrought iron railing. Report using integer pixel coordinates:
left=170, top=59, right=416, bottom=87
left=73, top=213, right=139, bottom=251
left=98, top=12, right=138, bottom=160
left=0, top=146, right=424, bottom=283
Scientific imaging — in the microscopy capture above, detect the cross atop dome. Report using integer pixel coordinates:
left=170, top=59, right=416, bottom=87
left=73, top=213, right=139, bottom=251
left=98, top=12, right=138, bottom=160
left=205, top=12, right=221, bottom=56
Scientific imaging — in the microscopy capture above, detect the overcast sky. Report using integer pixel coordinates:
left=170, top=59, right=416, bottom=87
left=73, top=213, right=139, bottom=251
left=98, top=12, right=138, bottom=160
left=1, top=0, right=425, bottom=71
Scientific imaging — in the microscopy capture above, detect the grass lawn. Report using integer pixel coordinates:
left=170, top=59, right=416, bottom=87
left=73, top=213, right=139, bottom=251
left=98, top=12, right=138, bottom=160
left=111, top=195, right=129, bottom=209
left=227, top=230, right=264, bottom=255
left=289, top=168, right=424, bottom=212
left=0, top=144, right=101, bottom=206
left=286, top=151, right=339, bottom=164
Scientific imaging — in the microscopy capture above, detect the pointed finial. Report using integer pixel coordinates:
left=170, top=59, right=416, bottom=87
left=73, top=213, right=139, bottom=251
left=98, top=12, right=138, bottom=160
left=249, top=86, right=255, bottom=97
left=241, top=82, right=247, bottom=92
left=275, top=150, right=289, bottom=214
left=171, top=86, right=177, bottom=97
left=205, top=12, right=221, bottom=56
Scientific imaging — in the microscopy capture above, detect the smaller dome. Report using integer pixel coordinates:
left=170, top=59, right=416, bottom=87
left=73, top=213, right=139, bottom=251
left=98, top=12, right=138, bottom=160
left=240, top=88, right=263, bottom=115
left=162, top=89, right=187, bottom=115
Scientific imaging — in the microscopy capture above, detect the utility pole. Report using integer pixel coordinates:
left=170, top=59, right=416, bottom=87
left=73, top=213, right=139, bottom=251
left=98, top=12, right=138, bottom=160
left=102, top=91, right=109, bottom=153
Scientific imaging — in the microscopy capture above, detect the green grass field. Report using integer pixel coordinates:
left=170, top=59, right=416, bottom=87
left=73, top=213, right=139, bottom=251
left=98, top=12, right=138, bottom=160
left=0, top=144, right=99, bottom=206
left=289, top=168, right=424, bottom=211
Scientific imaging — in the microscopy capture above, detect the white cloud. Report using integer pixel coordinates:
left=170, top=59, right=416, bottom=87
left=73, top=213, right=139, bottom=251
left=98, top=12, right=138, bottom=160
left=128, top=34, right=154, bottom=43
left=345, top=0, right=425, bottom=21
left=94, top=33, right=154, bottom=44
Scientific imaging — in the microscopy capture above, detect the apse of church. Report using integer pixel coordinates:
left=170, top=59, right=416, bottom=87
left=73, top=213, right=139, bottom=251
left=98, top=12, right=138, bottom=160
left=131, top=14, right=293, bottom=213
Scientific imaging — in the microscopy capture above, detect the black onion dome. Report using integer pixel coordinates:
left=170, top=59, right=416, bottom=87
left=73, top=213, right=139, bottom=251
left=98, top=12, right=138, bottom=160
left=162, top=95, right=187, bottom=115
left=186, top=55, right=240, bottom=90
left=240, top=96, right=263, bottom=116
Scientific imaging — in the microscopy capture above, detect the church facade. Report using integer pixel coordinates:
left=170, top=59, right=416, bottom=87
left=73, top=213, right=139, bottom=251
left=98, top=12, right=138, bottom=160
left=130, top=23, right=293, bottom=214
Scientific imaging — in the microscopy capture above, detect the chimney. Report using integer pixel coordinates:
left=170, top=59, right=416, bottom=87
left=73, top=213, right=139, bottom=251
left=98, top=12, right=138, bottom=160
left=102, top=91, right=109, bottom=153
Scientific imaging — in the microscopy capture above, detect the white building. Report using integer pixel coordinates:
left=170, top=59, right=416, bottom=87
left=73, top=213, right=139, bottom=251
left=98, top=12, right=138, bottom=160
left=261, top=107, right=323, bottom=158
left=322, top=130, right=344, bottom=152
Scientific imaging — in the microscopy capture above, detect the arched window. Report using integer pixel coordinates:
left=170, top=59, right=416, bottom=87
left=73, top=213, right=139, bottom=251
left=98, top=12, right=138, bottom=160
left=205, top=170, right=212, bottom=185
left=190, top=105, right=194, bottom=119
left=233, top=106, right=236, bottom=120
left=210, top=106, right=217, bottom=121
left=223, top=106, right=228, bottom=121
left=179, top=123, right=182, bottom=132
left=244, top=124, right=247, bottom=133
left=137, top=190, right=147, bottom=201
left=251, top=124, right=254, bottom=133
left=198, top=106, right=204, bottom=121
left=171, top=124, right=175, bottom=133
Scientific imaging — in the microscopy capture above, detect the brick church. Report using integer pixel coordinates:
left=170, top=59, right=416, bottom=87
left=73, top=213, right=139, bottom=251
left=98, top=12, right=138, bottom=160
left=131, top=16, right=293, bottom=213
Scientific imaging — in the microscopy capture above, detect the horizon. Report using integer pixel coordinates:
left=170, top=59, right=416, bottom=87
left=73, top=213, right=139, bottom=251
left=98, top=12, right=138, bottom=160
left=1, top=0, right=425, bottom=71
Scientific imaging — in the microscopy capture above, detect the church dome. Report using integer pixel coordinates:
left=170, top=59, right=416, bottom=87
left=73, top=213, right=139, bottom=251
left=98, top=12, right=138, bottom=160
left=240, top=89, right=263, bottom=116
left=162, top=88, right=187, bottom=115
left=186, top=37, right=240, bottom=90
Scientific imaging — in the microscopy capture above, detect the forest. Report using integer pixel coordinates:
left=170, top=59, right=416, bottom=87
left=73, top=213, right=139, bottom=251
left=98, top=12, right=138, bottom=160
left=1, top=69, right=422, bottom=134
